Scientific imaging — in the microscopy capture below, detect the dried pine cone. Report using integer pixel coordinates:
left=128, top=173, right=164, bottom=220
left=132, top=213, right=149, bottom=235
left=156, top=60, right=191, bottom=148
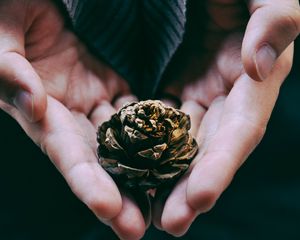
left=97, top=100, right=198, bottom=191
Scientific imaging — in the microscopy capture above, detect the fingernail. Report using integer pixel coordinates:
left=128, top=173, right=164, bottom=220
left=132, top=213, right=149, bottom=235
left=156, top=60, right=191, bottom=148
left=254, top=44, right=277, bottom=80
left=13, top=91, right=34, bottom=121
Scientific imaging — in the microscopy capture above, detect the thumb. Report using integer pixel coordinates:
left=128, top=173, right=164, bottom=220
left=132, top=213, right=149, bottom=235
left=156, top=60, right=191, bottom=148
left=242, top=0, right=300, bottom=81
left=0, top=53, right=47, bottom=122
left=0, top=7, right=47, bottom=122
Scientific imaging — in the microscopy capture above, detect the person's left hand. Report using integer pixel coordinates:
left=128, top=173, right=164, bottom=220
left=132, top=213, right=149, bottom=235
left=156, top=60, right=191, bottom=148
left=152, top=0, right=298, bottom=236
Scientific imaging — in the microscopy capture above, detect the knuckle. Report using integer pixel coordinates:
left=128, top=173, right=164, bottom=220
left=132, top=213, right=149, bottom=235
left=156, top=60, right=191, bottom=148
left=39, top=129, right=56, bottom=156
left=85, top=194, right=111, bottom=216
left=243, top=122, right=266, bottom=149
left=236, top=113, right=267, bottom=146
left=274, top=51, right=294, bottom=77
left=275, top=6, right=300, bottom=39
left=250, top=124, right=266, bottom=146
left=284, top=7, right=300, bottom=34
left=224, top=112, right=267, bottom=148
left=86, top=194, right=122, bottom=220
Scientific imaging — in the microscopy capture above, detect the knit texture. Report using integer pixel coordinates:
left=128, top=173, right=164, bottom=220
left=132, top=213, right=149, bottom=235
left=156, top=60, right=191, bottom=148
left=62, top=0, right=187, bottom=98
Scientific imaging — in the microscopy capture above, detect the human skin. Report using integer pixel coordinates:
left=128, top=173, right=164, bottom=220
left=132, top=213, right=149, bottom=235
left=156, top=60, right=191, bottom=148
left=0, top=1, right=147, bottom=239
left=0, top=0, right=299, bottom=240
left=153, top=0, right=300, bottom=237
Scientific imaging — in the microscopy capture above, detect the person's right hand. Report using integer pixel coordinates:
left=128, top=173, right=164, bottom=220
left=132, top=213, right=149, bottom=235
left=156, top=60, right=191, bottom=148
left=0, top=1, right=147, bottom=239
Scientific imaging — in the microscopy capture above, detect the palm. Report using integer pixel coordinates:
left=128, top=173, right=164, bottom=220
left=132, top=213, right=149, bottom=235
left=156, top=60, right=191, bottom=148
left=24, top=1, right=128, bottom=159
left=28, top=14, right=127, bottom=111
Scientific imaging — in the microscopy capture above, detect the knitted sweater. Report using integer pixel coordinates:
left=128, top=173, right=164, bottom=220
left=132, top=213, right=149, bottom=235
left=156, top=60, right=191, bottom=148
left=61, top=0, right=187, bottom=98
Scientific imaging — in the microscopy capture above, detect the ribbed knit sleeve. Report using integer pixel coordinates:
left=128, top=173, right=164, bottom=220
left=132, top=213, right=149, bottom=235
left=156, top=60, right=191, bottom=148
left=62, top=0, right=187, bottom=99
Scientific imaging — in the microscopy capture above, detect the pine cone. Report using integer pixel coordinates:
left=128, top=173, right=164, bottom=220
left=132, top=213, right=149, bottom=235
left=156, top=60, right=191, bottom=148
left=97, top=100, right=198, bottom=191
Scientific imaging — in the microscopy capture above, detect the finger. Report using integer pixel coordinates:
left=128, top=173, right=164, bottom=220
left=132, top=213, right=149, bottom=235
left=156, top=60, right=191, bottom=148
left=242, top=0, right=300, bottom=81
left=180, top=100, right=206, bottom=137
left=187, top=44, right=293, bottom=214
left=89, top=101, right=116, bottom=128
left=71, top=110, right=98, bottom=152
left=0, top=1, right=26, bottom=55
left=195, top=96, right=225, bottom=157
left=113, top=94, right=138, bottom=110
left=152, top=187, right=173, bottom=230
left=153, top=97, right=224, bottom=235
left=154, top=176, right=197, bottom=237
left=0, top=7, right=46, bottom=122
left=8, top=96, right=122, bottom=220
left=110, top=193, right=146, bottom=240
left=131, top=189, right=151, bottom=229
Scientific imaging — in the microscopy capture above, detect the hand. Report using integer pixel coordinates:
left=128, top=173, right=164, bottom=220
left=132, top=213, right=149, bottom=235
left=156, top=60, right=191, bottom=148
left=0, top=1, right=147, bottom=239
left=153, top=0, right=299, bottom=236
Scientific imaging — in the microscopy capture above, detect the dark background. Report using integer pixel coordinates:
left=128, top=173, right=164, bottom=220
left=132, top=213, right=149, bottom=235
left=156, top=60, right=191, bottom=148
left=0, top=40, right=299, bottom=240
